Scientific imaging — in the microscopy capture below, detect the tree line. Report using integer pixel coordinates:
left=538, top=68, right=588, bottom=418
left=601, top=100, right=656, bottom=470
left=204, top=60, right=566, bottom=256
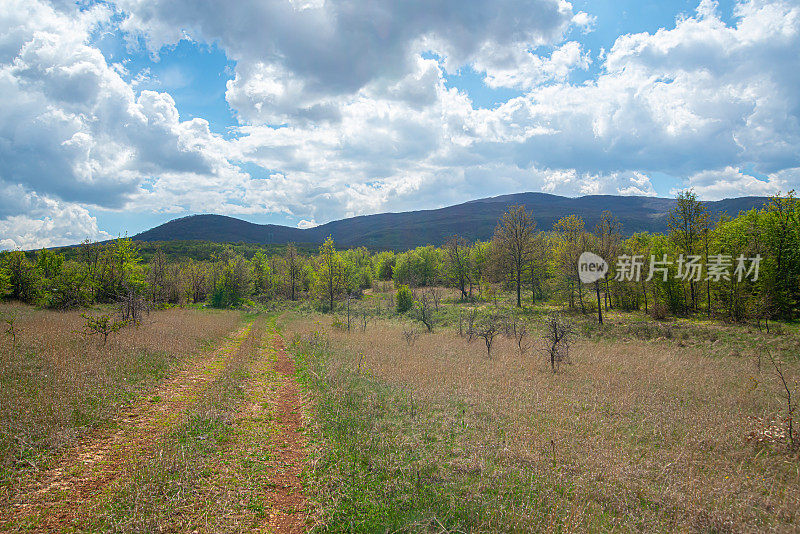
left=1, top=191, right=797, bottom=324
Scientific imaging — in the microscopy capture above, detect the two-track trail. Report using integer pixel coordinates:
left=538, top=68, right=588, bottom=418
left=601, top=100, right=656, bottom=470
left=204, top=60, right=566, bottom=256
left=1, top=315, right=312, bottom=533
left=1, top=319, right=257, bottom=532
left=263, top=333, right=308, bottom=533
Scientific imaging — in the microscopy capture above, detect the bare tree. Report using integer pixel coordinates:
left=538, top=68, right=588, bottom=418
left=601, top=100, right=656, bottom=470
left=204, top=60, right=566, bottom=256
left=3, top=312, right=18, bottom=350
left=466, top=308, right=478, bottom=342
left=477, top=317, right=501, bottom=357
left=429, top=288, right=443, bottom=311
left=415, top=292, right=434, bottom=332
left=118, top=283, right=149, bottom=325
left=543, top=314, right=574, bottom=373
left=402, top=326, right=420, bottom=346
left=767, top=350, right=797, bottom=450
left=493, top=205, right=536, bottom=307
left=285, top=243, right=302, bottom=301
left=507, top=315, right=529, bottom=354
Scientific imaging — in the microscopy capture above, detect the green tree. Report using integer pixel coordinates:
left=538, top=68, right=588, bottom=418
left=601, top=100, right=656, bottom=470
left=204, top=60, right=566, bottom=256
left=667, top=190, right=708, bottom=312
left=0, top=265, right=10, bottom=298
left=315, top=236, right=347, bottom=311
left=211, top=255, right=252, bottom=308
left=761, top=192, right=800, bottom=320
left=592, top=211, right=623, bottom=324
left=251, top=251, right=273, bottom=299
left=553, top=215, right=588, bottom=312
left=469, top=241, right=494, bottom=300
left=35, top=248, right=64, bottom=280
left=45, top=261, right=92, bottom=309
left=2, top=250, right=41, bottom=303
left=396, top=284, right=413, bottom=313
left=374, top=251, right=396, bottom=281
left=445, top=235, right=472, bottom=301
left=493, top=205, right=536, bottom=307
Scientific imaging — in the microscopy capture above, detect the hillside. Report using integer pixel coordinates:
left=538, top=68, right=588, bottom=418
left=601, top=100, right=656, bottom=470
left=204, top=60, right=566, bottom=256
left=133, top=193, right=772, bottom=250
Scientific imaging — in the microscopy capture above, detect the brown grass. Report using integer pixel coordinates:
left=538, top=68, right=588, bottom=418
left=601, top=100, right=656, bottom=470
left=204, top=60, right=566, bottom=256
left=283, top=312, right=800, bottom=531
left=0, top=302, right=243, bottom=494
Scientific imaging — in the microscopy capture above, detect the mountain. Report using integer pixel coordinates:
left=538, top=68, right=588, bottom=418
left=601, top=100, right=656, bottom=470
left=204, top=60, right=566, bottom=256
left=133, top=193, right=772, bottom=250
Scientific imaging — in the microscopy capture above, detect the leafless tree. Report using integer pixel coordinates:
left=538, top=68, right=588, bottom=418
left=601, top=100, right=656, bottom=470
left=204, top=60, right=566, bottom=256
left=542, top=314, right=574, bottom=373
left=465, top=308, right=478, bottom=342
left=445, top=235, right=472, bottom=301
left=767, top=350, right=797, bottom=450
left=346, top=294, right=353, bottom=331
left=415, top=292, right=434, bottom=332
left=3, top=312, right=18, bottom=349
left=477, top=316, right=502, bottom=357
left=429, top=288, right=443, bottom=311
left=118, top=283, right=149, bottom=325
left=507, top=315, right=529, bottom=354
left=402, top=326, right=420, bottom=346
left=285, top=242, right=302, bottom=301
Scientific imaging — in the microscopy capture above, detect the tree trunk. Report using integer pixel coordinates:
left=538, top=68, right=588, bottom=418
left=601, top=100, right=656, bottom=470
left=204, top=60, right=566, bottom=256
left=595, top=281, right=603, bottom=324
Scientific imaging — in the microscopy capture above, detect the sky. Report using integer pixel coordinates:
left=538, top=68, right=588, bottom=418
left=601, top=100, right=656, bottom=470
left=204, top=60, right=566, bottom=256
left=0, top=0, right=798, bottom=249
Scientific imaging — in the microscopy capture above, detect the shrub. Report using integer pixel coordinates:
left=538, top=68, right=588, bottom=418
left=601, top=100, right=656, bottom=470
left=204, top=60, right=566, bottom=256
left=396, top=284, right=413, bottom=314
left=650, top=301, right=668, bottom=320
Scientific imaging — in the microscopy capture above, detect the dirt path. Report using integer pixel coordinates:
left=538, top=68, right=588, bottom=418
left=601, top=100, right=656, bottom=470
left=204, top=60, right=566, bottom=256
left=264, top=333, right=308, bottom=533
left=1, top=320, right=257, bottom=532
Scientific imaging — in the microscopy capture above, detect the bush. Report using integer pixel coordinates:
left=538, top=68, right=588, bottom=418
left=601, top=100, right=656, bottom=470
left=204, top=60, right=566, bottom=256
left=396, top=284, right=413, bottom=314
left=650, top=301, right=668, bottom=320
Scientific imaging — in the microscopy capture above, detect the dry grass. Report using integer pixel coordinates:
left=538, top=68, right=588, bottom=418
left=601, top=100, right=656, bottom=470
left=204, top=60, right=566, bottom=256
left=0, top=302, right=243, bottom=492
left=284, top=311, right=800, bottom=532
left=98, top=316, right=308, bottom=533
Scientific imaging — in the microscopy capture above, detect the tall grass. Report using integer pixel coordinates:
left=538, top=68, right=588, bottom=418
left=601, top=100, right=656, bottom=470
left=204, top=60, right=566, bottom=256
left=0, top=302, right=242, bottom=495
left=98, top=316, right=284, bottom=533
left=285, top=311, right=800, bottom=532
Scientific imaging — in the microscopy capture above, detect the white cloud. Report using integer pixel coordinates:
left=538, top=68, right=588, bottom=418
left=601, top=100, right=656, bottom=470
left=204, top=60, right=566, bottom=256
left=675, top=166, right=791, bottom=199
left=118, top=0, right=573, bottom=123
left=2, top=0, right=800, bottom=248
left=0, top=183, right=110, bottom=250
left=571, top=11, right=597, bottom=34
left=474, top=41, right=591, bottom=90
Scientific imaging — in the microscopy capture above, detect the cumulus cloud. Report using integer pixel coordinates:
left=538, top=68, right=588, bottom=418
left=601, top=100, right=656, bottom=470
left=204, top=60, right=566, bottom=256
left=0, top=0, right=244, bottom=246
left=118, top=0, right=573, bottom=123
left=676, top=166, right=792, bottom=199
left=2, top=0, right=800, bottom=248
left=0, top=182, right=110, bottom=250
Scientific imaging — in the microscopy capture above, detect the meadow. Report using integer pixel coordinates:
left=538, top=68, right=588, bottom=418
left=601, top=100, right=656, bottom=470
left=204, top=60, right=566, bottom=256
left=283, top=286, right=800, bottom=532
left=0, top=286, right=798, bottom=532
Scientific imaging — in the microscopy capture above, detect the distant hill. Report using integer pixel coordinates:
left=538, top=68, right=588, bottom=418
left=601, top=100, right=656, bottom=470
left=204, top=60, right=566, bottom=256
left=132, top=193, right=772, bottom=250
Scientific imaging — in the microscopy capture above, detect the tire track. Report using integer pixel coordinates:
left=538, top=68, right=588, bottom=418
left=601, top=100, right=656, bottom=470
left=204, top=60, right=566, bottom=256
left=264, top=332, right=308, bottom=533
left=1, top=319, right=257, bottom=532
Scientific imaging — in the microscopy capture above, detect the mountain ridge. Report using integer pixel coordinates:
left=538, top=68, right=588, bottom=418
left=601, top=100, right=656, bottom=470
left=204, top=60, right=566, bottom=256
left=133, top=192, right=772, bottom=250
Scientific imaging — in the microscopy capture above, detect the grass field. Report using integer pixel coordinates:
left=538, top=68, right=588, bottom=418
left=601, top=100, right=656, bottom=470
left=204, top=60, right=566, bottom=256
left=1, top=293, right=798, bottom=532
left=280, top=289, right=800, bottom=532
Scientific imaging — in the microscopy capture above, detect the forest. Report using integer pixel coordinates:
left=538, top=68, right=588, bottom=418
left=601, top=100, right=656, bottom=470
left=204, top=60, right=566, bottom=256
left=1, top=191, right=797, bottom=326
